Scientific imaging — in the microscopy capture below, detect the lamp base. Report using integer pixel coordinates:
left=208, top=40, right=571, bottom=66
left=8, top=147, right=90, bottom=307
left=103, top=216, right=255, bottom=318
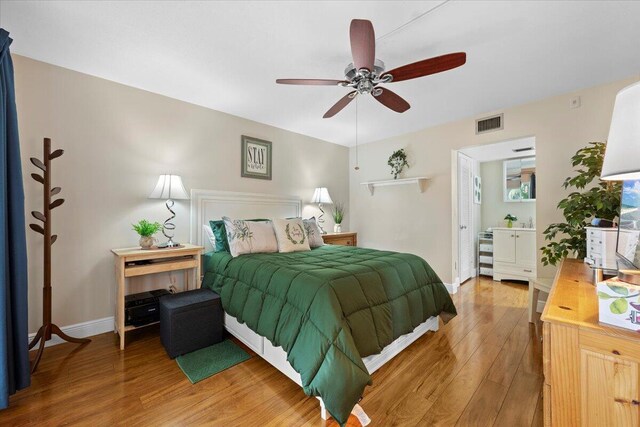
left=618, top=269, right=640, bottom=286
left=157, top=238, right=181, bottom=249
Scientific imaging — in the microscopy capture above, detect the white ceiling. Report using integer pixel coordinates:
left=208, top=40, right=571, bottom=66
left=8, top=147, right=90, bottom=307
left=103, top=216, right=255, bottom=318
left=2, top=1, right=640, bottom=147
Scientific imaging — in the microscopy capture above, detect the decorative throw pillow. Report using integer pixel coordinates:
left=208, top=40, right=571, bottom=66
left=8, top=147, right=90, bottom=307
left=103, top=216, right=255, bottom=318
left=222, top=217, right=278, bottom=257
left=303, top=217, right=324, bottom=248
left=203, top=224, right=217, bottom=250
left=272, top=218, right=311, bottom=253
left=209, top=220, right=231, bottom=252
left=209, top=218, right=270, bottom=252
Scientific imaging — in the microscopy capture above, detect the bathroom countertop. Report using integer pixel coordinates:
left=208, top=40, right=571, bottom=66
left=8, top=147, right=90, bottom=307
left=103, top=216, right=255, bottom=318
left=490, top=227, right=536, bottom=231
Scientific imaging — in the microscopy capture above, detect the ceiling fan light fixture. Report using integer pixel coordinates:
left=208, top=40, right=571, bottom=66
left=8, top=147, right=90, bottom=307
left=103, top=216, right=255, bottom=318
left=275, top=19, right=466, bottom=118
left=344, top=59, right=385, bottom=82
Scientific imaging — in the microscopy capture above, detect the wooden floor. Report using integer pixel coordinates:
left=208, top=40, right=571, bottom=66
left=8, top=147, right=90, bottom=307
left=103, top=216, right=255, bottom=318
left=6, top=277, right=543, bottom=426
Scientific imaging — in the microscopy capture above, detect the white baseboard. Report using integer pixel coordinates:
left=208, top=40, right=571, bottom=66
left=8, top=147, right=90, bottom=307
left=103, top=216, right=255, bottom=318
left=445, top=278, right=460, bottom=294
left=536, top=300, right=546, bottom=314
left=28, top=316, right=114, bottom=348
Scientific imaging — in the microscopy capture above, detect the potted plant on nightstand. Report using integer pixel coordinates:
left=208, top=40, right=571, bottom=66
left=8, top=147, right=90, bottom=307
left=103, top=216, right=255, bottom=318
left=332, top=202, right=345, bottom=233
left=504, top=214, right=517, bottom=228
left=133, top=219, right=163, bottom=249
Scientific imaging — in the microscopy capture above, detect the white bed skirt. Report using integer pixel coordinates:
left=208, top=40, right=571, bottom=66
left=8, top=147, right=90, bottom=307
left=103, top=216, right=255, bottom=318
left=224, top=313, right=440, bottom=387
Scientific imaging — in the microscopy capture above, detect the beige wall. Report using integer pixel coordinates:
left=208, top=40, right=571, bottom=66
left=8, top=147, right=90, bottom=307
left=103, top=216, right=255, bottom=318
left=480, top=160, right=536, bottom=230
left=14, top=55, right=349, bottom=332
left=349, top=76, right=638, bottom=284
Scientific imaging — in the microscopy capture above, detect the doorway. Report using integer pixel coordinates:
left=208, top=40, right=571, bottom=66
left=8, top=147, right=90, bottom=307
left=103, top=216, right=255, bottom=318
left=452, top=136, right=537, bottom=287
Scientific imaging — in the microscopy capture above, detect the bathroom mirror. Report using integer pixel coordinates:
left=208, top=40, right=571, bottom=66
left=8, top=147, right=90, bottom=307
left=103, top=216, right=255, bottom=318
left=503, top=157, right=536, bottom=202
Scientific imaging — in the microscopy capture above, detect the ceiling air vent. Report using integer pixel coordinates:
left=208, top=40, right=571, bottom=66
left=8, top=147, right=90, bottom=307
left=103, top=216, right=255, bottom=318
left=475, top=114, right=503, bottom=134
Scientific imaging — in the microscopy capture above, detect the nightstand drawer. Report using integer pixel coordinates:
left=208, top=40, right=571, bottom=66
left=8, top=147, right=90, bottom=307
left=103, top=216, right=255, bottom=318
left=327, top=237, right=354, bottom=246
left=322, top=232, right=357, bottom=246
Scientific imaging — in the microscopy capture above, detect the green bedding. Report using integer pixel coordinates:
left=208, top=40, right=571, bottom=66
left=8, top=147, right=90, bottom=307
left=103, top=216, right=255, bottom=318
left=201, top=245, right=456, bottom=425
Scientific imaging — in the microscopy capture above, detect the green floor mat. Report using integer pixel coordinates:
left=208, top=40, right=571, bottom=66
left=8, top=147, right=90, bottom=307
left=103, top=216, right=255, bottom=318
left=176, top=339, right=251, bottom=384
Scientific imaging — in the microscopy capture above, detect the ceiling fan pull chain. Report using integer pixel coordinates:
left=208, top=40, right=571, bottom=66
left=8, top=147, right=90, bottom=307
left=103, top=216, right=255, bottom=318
left=354, top=97, right=360, bottom=171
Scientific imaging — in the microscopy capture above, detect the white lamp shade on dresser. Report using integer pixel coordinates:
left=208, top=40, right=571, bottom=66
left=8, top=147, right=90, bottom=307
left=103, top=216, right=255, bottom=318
left=311, top=187, right=333, bottom=204
left=149, top=174, right=189, bottom=200
left=601, top=81, right=640, bottom=181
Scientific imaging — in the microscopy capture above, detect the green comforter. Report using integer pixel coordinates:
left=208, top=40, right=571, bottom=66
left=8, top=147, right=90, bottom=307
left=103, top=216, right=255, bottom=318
left=201, top=245, right=456, bottom=425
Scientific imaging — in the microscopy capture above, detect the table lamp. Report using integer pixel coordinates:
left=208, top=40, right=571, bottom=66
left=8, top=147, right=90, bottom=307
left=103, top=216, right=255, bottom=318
left=149, top=174, right=189, bottom=248
left=311, top=187, right=333, bottom=234
left=601, top=81, right=640, bottom=285
left=601, top=81, right=640, bottom=181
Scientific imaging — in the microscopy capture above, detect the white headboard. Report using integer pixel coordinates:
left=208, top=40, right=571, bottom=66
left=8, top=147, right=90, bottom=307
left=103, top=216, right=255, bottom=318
left=190, top=189, right=302, bottom=251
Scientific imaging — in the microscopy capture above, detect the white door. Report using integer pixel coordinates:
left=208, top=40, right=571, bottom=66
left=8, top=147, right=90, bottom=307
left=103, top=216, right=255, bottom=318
left=516, top=231, right=536, bottom=267
left=458, top=153, right=474, bottom=283
left=494, top=230, right=516, bottom=263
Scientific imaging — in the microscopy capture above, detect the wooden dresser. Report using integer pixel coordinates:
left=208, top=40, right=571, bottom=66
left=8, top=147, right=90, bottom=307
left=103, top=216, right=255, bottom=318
left=322, top=232, right=357, bottom=246
left=541, top=258, right=640, bottom=426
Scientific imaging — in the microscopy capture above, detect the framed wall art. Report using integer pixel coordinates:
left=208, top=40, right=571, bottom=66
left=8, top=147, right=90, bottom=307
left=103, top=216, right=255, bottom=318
left=241, top=135, right=272, bottom=180
left=473, top=175, right=482, bottom=204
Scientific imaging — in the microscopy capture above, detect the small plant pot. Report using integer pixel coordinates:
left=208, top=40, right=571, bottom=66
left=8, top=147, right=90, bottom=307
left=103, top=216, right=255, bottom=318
left=334, top=224, right=342, bottom=233
left=507, top=220, right=513, bottom=228
left=139, top=236, right=156, bottom=249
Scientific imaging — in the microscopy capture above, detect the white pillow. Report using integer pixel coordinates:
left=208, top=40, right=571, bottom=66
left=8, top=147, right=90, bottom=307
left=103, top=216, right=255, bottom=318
left=203, top=224, right=217, bottom=250
left=222, top=217, right=278, bottom=257
left=272, top=218, right=311, bottom=253
left=303, top=217, right=324, bottom=248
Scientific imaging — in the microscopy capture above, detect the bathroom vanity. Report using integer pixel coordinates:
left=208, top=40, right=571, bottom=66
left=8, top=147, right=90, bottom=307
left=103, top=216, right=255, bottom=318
left=492, top=227, right=537, bottom=281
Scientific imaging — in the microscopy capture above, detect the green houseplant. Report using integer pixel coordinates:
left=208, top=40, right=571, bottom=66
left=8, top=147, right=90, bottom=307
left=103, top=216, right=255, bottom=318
left=332, top=202, right=345, bottom=233
left=132, top=219, right=163, bottom=249
left=504, top=214, right=517, bottom=228
left=388, top=149, right=409, bottom=179
left=541, top=142, right=622, bottom=266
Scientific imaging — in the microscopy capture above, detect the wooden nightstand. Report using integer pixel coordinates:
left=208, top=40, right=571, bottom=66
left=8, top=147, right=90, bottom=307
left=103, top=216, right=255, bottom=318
left=322, top=232, right=357, bottom=246
left=111, top=243, right=204, bottom=350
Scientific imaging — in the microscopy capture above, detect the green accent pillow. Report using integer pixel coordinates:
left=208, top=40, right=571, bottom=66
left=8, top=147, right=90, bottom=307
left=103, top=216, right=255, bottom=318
left=209, top=220, right=230, bottom=253
left=209, top=219, right=270, bottom=253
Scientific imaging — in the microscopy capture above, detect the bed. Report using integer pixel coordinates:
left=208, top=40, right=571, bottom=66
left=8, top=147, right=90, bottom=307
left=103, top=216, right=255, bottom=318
left=190, top=190, right=456, bottom=426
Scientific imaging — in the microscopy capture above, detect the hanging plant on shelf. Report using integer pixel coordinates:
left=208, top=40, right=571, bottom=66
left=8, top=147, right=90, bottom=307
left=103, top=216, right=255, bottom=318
left=388, top=149, right=409, bottom=180
left=541, top=142, right=622, bottom=266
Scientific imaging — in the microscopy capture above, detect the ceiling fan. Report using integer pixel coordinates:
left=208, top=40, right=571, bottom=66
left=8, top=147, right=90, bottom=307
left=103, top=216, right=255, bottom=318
left=276, top=19, right=466, bottom=118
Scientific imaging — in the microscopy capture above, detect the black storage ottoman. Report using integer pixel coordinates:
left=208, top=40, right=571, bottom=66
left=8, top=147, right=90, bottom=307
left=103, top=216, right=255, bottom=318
left=160, top=288, right=223, bottom=358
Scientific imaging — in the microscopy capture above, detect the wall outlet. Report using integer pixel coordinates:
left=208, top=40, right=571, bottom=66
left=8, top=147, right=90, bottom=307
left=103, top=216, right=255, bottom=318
left=570, top=96, right=581, bottom=109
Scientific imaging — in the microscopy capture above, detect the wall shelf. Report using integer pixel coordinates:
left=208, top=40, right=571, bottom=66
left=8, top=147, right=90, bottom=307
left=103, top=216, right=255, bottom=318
left=360, top=177, right=430, bottom=195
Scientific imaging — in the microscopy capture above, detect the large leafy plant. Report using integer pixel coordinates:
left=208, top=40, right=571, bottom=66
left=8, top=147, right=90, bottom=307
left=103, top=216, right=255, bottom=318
left=541, top=142, right=622, bottom=266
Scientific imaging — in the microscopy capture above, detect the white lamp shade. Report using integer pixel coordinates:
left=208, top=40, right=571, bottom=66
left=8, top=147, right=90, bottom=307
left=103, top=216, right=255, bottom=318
left=149, top=175, right=189, bottom=200
left=311, top=187, right=333, bottom=204
left=602, top=81, right=640, bottom=181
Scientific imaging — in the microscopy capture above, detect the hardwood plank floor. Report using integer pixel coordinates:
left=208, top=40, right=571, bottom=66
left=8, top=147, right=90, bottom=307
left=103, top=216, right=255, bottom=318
left=5, top=277, right=543, bottom=426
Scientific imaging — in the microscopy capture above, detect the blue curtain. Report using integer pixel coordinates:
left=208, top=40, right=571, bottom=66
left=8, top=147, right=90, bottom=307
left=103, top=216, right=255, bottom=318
left=0, top=28, right=30, bottom=409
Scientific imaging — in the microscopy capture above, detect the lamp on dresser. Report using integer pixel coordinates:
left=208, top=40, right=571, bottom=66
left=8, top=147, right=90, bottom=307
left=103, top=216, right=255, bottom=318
left=601, top=80, right=640, bottom=285
left=149, top=174, right=190, bottom=248
left=311, top=187, right=333, bottom=234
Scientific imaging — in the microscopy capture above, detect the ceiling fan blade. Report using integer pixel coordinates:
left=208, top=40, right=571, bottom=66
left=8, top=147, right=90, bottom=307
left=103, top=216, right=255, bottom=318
left=384, top=52, right=466, bottom=83
left=323, top=91, right=357, bottom=118
left=350, top=19, right=375, bottom=71
left=276, top=79, right=346, bottom=86
left=372, top=88, right=410, bottom=113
